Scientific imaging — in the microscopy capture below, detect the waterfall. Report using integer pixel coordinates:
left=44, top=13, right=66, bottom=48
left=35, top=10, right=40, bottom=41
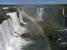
left=18, top=8, right=27, bottom=25
left=0, top=12, right=28, bottom=50
left=0, top=10, right=49, bottom=50
left=0, top=18, right=14, bottom=50
left=6, top=12, right=27, bottom=35
left=36, top=8, right=44, bottom=21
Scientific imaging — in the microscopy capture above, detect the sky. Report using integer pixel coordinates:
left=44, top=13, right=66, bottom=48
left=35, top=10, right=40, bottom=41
left=0, top=0, right=67, bottom=5
left=0, top=0, right=22, bottom=5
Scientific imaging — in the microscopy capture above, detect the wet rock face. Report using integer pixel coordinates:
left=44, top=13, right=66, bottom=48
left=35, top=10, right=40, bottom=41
left=20, top=32, right=44, bottom=41
left=20, top=33, right=32, bottom=39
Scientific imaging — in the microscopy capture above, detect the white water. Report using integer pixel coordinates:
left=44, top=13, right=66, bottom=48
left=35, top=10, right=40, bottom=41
left=18, top=9, right=27, bottom=25
left=6, top=12, right=33, bottom=50
left=0, top=12, right=33, bottom=50
left=36, top=8, right=44, bottom=21
left=6, top=12, right=27, bottom=35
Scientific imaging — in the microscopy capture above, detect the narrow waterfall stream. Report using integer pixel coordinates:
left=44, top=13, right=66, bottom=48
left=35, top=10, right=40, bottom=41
left=36, top=8, right=44, bottom=21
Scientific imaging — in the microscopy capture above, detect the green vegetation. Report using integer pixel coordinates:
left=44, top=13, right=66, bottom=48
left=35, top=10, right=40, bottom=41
left=8, top=8, right=17, bottom=12
left=0, top=14, right=9, bottom=23
left=38, top=22, right=62, bottom=41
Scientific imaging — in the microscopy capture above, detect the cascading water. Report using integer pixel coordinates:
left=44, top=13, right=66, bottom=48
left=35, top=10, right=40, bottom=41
left=17, top=10, right=50, bottom=50
left=0, top=12, right=29, bottom=50
left=18, top=8, right=27, bottom=25
left=6, top=12, right=30, bottom=50
left=36, top=8, right=44, bottom=21
left=0, top=18, right=14, bottom=50
left=6, top=12, right=27, bottom=35
left=0, top=8, right=50, bottom=50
